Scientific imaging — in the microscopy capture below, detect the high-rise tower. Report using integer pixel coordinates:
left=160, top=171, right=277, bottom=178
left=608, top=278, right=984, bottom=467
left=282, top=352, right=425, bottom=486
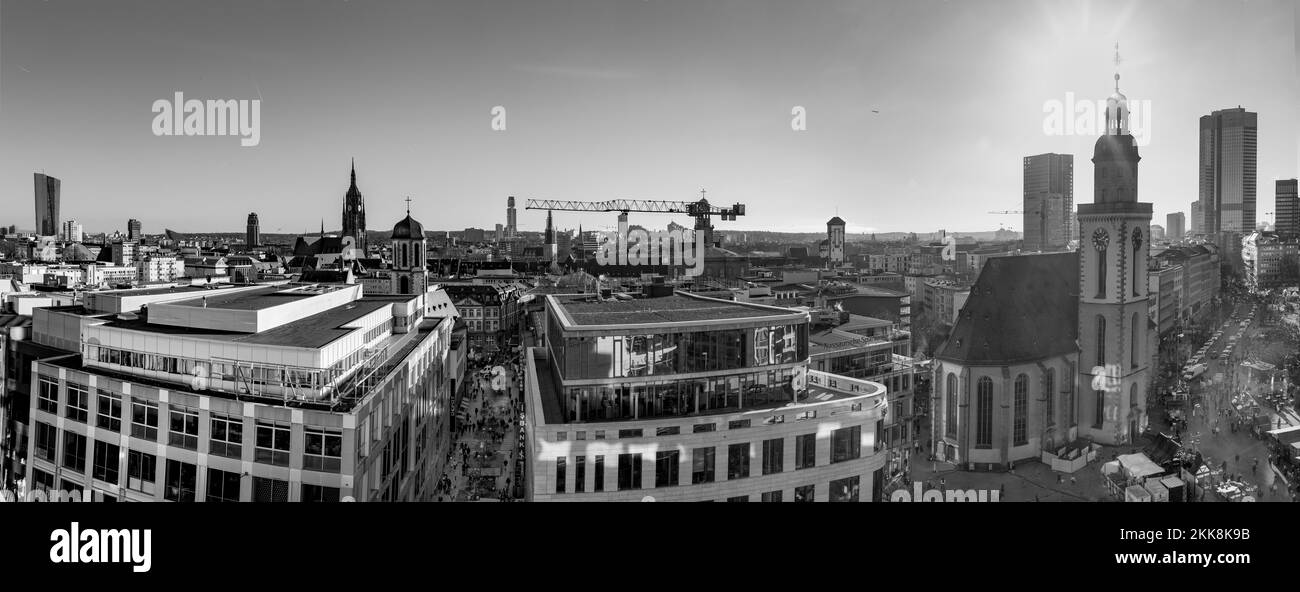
left=506, top=196, right=517, bottom=238
left=34, top=173, right=61, bottom=237
left=127, top=218, right=143, bottom=241
left=1022, top=153, right=1073, bottom=251
left=1197, top=107, right=1258, bottom=234
left=342, top=159, right=367, bottom=254
left=246, top=212, right=261, bottom=249
left=1075, top=45, right=1151, bottom=445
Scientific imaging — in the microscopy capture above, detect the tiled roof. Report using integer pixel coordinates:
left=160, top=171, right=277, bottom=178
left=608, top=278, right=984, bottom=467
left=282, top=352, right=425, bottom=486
left=936, top=252, right=1078, bottom=365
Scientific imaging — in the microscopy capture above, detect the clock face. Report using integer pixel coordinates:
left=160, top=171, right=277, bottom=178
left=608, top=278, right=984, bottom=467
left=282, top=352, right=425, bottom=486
left=1131, top=228, right=1143, bottom=249
left=1092, top=228, right=1110, bottom=250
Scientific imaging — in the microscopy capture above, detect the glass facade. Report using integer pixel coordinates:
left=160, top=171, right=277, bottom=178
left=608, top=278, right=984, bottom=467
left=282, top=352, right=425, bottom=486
left=558, top=366, right=801, bottom=422
left=549, top=324, right=809, bottom=381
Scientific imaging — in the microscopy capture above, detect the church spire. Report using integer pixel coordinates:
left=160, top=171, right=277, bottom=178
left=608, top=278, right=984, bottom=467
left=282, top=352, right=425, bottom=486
left=1105, top=42, right=1129, bottom=136
left=350, top=158, right=357, bottom=188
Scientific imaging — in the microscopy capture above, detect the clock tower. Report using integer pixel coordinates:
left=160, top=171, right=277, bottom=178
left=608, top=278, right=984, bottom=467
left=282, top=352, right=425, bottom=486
left=1076, top=46, right=1152, bottom=445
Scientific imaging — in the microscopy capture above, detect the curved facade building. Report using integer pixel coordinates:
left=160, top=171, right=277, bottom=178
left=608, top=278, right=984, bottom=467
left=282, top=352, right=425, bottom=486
left=525, top=292, right=889, bottom=502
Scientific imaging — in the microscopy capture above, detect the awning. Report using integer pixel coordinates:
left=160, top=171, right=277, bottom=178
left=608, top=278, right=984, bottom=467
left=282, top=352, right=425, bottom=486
left=1267, top=425, right=1300, bottom=445
left=1118, top=453, right=1164, bottom=480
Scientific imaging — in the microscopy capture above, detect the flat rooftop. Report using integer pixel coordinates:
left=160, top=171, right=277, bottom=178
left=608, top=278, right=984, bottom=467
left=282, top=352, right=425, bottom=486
left=97, top=285, right=225, bottom=297
left=165, top=284, right=343, bottom=311
left=97, top=298, right=396, bottom=349
left=552, top=293, right=799, bottom=327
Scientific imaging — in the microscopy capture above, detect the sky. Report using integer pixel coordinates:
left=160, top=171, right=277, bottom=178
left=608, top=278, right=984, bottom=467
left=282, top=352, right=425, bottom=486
left=0, top=0, right=1296, bottom=237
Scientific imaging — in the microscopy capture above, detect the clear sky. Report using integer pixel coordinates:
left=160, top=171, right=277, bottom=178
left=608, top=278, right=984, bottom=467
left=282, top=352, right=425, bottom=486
left=0, top=0, right=1295, bottom=236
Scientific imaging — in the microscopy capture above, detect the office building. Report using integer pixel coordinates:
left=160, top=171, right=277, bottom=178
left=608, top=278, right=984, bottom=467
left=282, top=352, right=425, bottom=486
left=526, top=291, right=889, bottom=502
left=34, top=173, right=61, bottom=237
left=127, top=219, right=142, bottom=241
left=506, top=196, right=517, bottom=238
left=1197, top=107, right=1258, bottom=234
left=1023, top=153, right=1074, bottom=249
left=1190, top=201, right=1202, bottom=235
left=61, top=220, right=83, bottom=244
left=22, top=282, right=454, bottom=502
left=1151, top=224, right=1165, bottom=240
left=1242, top=231, right=1300, bottom=292
left=1276, top=179, right=1299, bottom=238
left=1166, top=212, right=1185, bottom=242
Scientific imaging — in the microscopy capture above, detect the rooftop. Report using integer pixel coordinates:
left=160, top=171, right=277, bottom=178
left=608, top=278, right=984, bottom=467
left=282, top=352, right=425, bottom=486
left=166, top=284, right=344, bottom=311
left=97, top=297, right=397, bottom=348
left=551, top=292, right=801, bottom=327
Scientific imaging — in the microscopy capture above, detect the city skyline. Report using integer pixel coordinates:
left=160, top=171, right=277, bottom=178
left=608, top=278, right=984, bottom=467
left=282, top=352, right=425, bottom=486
left=1, top=0, right=1296, bottom=236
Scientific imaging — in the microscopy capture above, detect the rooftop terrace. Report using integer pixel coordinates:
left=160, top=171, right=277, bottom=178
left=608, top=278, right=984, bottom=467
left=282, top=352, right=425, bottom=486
left=552, top=292, right=800, bottom=327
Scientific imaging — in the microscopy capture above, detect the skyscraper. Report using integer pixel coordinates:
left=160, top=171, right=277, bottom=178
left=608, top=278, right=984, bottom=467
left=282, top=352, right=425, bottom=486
left=506, top=196, right=517, bottom=238
left=1190, top=201, right=1202, bottom=235
left=1076, top=60, right=1151, bottom=445
left=1276, top=179, right=1299, bottom=238
left=342, top=160, right=367, bottom=254
left=1023, top=153, right=1074, bottom=250
left=62, top=219, right=83, bottom=243
left=1197, top=107, right=1258, bottom=234
left=34, top=173, right=61, bottom=237
left=127, top=218, right=143, bottom=241
left=247, top=212, right=261, bottom=248
left=1166, top=212, right=1185, bottom=242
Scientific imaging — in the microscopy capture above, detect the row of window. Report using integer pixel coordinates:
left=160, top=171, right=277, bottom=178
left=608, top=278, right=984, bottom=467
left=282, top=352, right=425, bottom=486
left=551, top=409, right=852, bottom=442
left=943, top=370, right=1071, bottom=448
left=35, top=384, right=344, bottom=472
left=28, top=466, right=341, bottom=502
left=553, top=427, right=862, bottom=493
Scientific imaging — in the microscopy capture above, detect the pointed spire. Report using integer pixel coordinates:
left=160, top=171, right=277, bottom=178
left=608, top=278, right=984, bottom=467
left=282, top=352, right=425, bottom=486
left=1113, top=42, right=1122, bottom=92
left=320, top=219, right=325, bottom=238
left=350, top=158, right=357, bottom=187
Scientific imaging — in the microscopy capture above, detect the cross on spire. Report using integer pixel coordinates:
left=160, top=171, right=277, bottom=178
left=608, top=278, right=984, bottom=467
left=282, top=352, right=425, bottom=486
left=699, top=188, right=707, bottom=200
left=405, top=196, right=412, bottom=215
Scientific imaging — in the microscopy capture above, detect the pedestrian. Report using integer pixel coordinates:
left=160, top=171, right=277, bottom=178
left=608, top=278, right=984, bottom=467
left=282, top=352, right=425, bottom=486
left=1070, top=476, right=1076, bottom=486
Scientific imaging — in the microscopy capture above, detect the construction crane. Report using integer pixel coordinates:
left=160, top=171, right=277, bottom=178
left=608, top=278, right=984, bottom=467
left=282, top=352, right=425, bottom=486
left=524, top=193, right=746, bottom=240
left=988, top=210, right=1024, bottom=215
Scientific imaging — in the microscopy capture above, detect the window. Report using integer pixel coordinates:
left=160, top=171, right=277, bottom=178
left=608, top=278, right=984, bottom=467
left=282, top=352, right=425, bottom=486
left=1095, top=387, right=1105, bottom=429
left=655, top=426, right=679, bottom=436
left=209, top=414, right=243, bottom=459
left=164, top=459, right=196, bottom=502
left=831, top=426, right=861, bottom=463
left=976, top=377, right=993, bottom=448
left=31, top=468, right=55, bottom=493
left=761, top=490, right=783, bottom=502
left=92, top=440, right=119, bottom=484
left=1131, top=312, right=1139, bottom=368
left=556, top=432, right=567, bottom=441
left=794, top=484, right=815, bottom=502
left=945, top=373, right=957, bottom=437
left=1095, top=315, right=1106, bottom=366
left=829, top=475, right=860, bottom=502
left=727, top=495, right=749, bottom=502
left=168, top=406, right=199, bottom=450
left=1132, top=228, right=1143, bottom=297
left=575, top=456, right=586, bottom=493
left=1093, top=228, right=1108, bottom=298
left=130, top=398, right=159, bottom=441
left=304, top=428, right=342, bottom=473
left=555, top=457, right=566, bottom=493
left=728, top=419, right=751, bottom=429
left=255, top=421, right=291, bottom=467
left=127, top=450, right=156, bottom=494
left=34, top=421, right=57, bottom=462
left=62, top=431, right=87, bottom=473
left=691, top=447, right=715, bottom=484
left=1013, top=374, right=1028, bottom=446
left=96, top=390, right=122, bottom=432
left=66, top=383, right=89, bottom=423
left=37, top=377, right=59, bottom=414
left=795, top=433, right=816, bottom=469
left=727, top=443, right=751, bottom=480
left=1045, top=368, right=1056, bottom=427
left=593, top=455, right=605, bottom=492
left=692, top=423, right=716, bottom=433
left=761, top=438, right=783, bottom=475
left=302, top=484, right=340, bottom=502
left=655, top=450, right=680, bottom=487
left=617, top=453, right=642, bottom=490
left=594, top=430, right=605, bottom=440
left=253, top=476, right=289, bottom=502
left=206, top=468, right=241, bottom=502
left=618, top=429, right=643, bottom=438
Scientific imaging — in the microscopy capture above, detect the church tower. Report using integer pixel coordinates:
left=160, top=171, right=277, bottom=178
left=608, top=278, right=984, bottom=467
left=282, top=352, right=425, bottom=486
left=390, top=198, right=427, bottom=296
left=1076, top=45, right=1152, bottom=445
left=342, top=159, right=367, bottom=255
